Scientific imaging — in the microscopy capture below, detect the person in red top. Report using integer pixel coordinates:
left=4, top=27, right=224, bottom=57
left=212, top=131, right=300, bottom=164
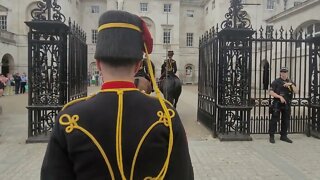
left=41, top=10, right=193, bottom=180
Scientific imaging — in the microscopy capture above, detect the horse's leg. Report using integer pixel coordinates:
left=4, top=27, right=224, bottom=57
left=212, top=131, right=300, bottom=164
left=173, top=97, right=178, bottom=108
left=173, top=78, right=182, bottom=108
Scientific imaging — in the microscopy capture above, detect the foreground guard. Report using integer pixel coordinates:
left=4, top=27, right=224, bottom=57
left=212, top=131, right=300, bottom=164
left=41, top=10, right=193, bottom=180
left=269, top=67, right=299, bottom=144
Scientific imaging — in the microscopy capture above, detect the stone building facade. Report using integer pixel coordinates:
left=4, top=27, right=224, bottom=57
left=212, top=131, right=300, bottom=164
left=0, top=0, right=318, bottom=84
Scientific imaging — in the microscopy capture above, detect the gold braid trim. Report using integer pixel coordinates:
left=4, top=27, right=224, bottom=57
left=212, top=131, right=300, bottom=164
left=59, top=46, right=175, bottom=179
left=130, top=109, right=175, bottom=180
left=98, top=23, right=141, bottom=32
left=59, top=114, right=115, bottom=180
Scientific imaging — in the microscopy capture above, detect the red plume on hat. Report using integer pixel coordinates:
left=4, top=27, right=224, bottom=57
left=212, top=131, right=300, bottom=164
left=141, top=19, right=153, bottom=54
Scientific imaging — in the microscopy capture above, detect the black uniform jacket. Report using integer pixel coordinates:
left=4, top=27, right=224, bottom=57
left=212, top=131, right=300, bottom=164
left=41, top=81, right=193, bottom=180
left=161, top=59, right=177, bottom=75
left=270, top=78, right=295, bottom=102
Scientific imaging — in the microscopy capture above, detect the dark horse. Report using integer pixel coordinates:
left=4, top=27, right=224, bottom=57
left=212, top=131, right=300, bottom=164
left=159, top=75, right=182, bottom=108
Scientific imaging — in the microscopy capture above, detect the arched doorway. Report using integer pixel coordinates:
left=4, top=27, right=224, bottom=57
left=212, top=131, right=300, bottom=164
left=89, top=62, right=98, bottom=76
left=184, top=64, right=194, bottom=84
left=1, top=54, right=14, bottom=76
left=89, top=62, right=100, bottom=86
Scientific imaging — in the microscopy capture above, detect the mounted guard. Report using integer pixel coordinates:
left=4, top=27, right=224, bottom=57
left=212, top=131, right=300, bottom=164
left=159, top=51, right=182, bottom=108
left=160, top=51, right=177, bottom=79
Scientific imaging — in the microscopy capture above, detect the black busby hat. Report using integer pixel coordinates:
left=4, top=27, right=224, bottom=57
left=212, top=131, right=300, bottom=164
left=94, top=10, right=153, bottom=61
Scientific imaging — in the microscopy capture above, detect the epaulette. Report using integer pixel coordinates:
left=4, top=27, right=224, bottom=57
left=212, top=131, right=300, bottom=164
left=62, top=93, right=98, bottom=111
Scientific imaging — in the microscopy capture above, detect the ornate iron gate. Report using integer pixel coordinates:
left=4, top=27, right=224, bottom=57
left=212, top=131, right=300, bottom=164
left=25, top=0, right=87, bottom=143
left=308, top=36, right=320, bottom=138
left=198, top=0, right=320, bottom=140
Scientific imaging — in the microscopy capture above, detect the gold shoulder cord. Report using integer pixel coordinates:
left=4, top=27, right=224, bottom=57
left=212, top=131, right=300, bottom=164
left=59, top=23, right=175, bottom=180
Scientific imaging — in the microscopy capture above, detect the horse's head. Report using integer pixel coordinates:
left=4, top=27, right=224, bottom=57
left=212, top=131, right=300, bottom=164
left=134, top=77, right=153, bottom=94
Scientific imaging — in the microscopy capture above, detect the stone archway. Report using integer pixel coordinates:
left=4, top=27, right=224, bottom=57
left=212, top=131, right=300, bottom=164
left=89, top=62, right=98, bottom=76
left=1, top=53, right=14, bottom=76
left=294, top=20, right=320, bottom=37
left=184, top=64, right=195, bottom=84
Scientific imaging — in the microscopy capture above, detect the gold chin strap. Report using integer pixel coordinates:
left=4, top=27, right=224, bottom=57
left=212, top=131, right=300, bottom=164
left=98, top=23, right=141, bottom=32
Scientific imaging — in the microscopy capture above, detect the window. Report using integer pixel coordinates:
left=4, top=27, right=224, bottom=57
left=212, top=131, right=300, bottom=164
left=186, top=33, right=193, bottom=47
left=91, top=5, right=99, bottom=13
left=284, top=0, right=288, bottom=10
left=0, top=16, right=7, bottom=31
left=163, top=29, right=171, bottom=44
left=140, top=3, right=148, bottom=12
left=186, top=10, right=194, bottom=17
left=307, top=25, right=313, bottom=35
left=164, top=4, right=171, bottom=13
left=294, top=1, right=303, bottom=6
left=212, top=0, right=215, bottom=9
left=267, top=0, right=275, bottom=10
left=92, top=29, right=97, bottom=44
left=315, top=23, right=320, bottom=33
left=266, top=25, right=273, bottom=39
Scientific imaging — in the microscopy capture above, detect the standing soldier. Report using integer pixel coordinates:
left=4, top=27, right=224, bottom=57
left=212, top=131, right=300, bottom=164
left=269, top=67, right=298, bottom=143
left=41, top=10, right=193, bottom=180
left=160, top=51, right=177, bottom=79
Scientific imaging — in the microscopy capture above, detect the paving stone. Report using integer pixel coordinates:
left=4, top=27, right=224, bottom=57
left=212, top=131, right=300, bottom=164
left=0, top=86, right=319, bottom=180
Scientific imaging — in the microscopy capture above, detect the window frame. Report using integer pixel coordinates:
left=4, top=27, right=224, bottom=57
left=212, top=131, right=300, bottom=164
left=92, top=29, right=98, bottom=44
left=164, top=3, right=171, bottom=13
left=140, top=3, right=148, bottom=12
left=266, top=0, right=275, bottom=10
left=0, top=15, right=7, bottom=31
left=186, top=10, right=194, bottom=17
left=91, top=5, right=99, bottom=13
left=266, top=25, right=273, bottom=39
left=163, top=29, right=171, bottom=44
left=186, top=33, right=194, bottom=47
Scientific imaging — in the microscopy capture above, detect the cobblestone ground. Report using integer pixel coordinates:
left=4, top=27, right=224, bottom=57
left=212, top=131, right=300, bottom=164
left=0, top=86, right=320, bottom=180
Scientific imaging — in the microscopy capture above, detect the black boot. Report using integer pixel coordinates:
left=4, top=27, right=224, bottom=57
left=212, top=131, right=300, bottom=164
left=280, top=136, right=293, bottom=143
left=269, top=134, right=275, bottom=144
